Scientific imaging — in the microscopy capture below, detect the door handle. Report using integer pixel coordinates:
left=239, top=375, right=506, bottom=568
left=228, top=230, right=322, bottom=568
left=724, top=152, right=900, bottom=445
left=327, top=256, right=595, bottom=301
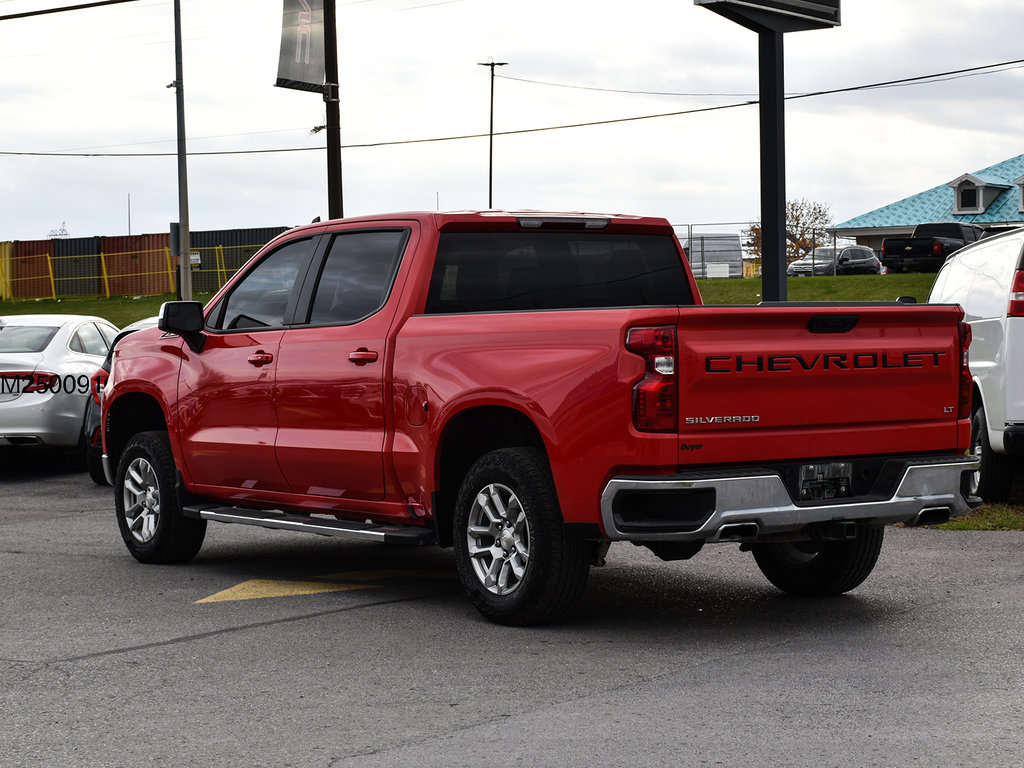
left=348, top=348, right=379, bottom=365
left=247, top=351, right=274, bottom=367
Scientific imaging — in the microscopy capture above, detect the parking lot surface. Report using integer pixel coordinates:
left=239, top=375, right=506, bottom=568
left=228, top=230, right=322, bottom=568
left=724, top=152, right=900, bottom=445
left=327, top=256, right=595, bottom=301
left=2, top=451, right=1022, bottom=767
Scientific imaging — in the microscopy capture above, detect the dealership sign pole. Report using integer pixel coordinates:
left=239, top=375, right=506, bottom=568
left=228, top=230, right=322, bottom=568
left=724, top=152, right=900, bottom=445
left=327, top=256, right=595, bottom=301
left=276, top=0, right=342, bottom=219
left=694, top=0, right=840, bottom=302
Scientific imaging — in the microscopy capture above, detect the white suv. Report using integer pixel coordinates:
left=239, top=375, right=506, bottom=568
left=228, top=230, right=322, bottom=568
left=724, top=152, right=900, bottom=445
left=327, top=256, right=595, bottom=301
left=929, top=228, right=1024, bottom=501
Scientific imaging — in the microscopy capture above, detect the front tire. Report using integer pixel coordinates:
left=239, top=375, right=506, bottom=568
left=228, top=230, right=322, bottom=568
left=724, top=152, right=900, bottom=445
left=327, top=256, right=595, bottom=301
left=751, top=525, right=884, bottom=596
left=970, top=404, right=1014, bottom=502
left=453, top=448, right=589, bottom=625
left=115, top=430, right=206, bottom=563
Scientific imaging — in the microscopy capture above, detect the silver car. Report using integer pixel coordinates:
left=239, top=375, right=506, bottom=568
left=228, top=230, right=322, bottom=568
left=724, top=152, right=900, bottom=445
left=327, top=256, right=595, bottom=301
left=0, top=314, right=119, bottom=452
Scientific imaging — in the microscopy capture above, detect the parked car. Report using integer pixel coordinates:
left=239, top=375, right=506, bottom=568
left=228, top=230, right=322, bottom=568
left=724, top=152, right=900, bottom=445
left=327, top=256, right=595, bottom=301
left=882, top=222, right=986, bottom=273
left=0, top=314, right=119, bottom=458
left=82, top=316, right=159, bottom=484
left=929, top=227, right=1024, bottom=501
left=787, top=246, right=881, bottom=276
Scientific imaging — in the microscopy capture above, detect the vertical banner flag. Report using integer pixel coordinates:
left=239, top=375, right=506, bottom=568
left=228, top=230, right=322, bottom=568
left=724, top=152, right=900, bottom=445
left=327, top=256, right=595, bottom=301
left=276, top=0, right=326, bottom=92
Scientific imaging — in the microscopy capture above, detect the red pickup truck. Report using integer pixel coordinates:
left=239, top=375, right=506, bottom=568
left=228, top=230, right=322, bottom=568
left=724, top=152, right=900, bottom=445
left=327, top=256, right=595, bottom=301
left=102, top=211, right=979, bottom=624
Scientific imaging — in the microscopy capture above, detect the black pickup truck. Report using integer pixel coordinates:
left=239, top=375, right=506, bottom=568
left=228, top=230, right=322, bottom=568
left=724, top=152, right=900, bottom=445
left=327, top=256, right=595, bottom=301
left=881, top=222, right=986, bottom=272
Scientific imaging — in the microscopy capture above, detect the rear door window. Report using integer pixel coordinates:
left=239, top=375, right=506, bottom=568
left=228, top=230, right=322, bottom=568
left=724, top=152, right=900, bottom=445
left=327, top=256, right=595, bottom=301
left=306, top=230, right=408, bottom=325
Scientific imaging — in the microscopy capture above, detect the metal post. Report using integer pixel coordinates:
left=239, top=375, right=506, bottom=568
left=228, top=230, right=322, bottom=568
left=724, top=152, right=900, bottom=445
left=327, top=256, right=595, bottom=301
left=324, top=0, right=343, bottom=219
left=172, top=0, right=192, bottom=301
left=478, top=60, right=507, bottom=209
left=759, top=30, right=786, bottom=302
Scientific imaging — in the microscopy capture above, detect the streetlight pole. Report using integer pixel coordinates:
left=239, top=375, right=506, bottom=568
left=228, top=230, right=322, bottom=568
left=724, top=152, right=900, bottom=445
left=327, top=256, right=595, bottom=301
left=324, top=0, right=343, bottom=219
left=477, top=59, right=507, bottom=209
left=171, top=0, right=192, bottom=301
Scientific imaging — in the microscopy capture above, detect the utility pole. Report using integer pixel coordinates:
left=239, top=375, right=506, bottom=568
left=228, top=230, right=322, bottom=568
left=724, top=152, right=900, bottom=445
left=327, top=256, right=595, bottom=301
left=758, top=29, right=785, bottom=302
left=695, top=0, right=840, bottom=302
left=477, top=59, right=507, bottom=209
left=171, top=0, right=192, bottom=301
left=324, top=0, right=343, bottom=219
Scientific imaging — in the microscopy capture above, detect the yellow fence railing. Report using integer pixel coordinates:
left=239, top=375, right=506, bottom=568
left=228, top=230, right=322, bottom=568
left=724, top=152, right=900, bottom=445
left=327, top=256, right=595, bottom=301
left=0, top=244, right=264, bottom=303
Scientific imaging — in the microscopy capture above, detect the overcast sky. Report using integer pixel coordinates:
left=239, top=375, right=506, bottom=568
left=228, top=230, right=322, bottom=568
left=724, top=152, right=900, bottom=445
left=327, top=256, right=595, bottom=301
left=1, top=0, right=1023, bottom=242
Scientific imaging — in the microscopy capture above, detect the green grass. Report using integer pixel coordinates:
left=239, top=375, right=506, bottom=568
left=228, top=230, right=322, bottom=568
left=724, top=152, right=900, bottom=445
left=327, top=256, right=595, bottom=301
left=1, top=293, right=179, bottom=328
left=5, top=275, right=1021, bottom=530
left=936, top=503, right=1024, bottom=531
left=696, top=273, right=938, bottom=305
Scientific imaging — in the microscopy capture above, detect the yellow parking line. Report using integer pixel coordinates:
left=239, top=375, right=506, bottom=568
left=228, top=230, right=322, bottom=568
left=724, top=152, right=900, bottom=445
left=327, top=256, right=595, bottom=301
left=196, top=579, right=378, bottom=604
left=195, top=570, right=456, bottom=604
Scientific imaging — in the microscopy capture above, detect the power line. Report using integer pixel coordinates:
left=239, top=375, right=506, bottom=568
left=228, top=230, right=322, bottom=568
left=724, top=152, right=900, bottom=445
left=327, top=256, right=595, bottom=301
left=3, top=56, right=1023, bottom=158
left=0, top=0, right=141, bottom=22
left=498, top=57, right=1024, bottom=98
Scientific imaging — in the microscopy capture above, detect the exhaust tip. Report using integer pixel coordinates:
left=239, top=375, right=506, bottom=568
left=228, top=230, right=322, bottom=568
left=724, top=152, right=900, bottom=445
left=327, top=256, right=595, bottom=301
left=911, top=507, right=951, bottom=527
left=716, top=522, right=759, bottom=542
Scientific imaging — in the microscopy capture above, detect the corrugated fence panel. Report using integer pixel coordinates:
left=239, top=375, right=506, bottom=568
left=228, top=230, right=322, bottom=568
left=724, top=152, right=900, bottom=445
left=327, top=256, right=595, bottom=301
left=12, top=240, right=54, bottom=299
left=102, top=233, right=173, bottom=297
left=0, top=242, right=12, bottom=300
left=3, top=227, right=292, bottom=299
left=189, top=227, right=289, bottom=293
left=54, top=236, right=102, bottom=297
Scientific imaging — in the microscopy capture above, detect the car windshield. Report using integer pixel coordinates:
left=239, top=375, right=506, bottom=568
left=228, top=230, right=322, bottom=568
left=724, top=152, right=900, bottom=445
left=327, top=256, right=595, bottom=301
left=809, top=248, right=839, bottom=261
left=0, top=325, right=60, bottom=353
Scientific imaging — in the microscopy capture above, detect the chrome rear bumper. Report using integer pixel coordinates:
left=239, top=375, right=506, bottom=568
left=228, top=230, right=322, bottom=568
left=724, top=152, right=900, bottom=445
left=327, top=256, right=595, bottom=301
left=600, top=455, right=980, bottom=542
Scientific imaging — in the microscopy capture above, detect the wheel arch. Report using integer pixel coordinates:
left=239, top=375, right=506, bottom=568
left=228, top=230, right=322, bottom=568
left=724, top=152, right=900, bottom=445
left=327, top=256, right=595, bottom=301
left=432, top=405, right=548, bottom=548
left=971, top=378, right=1005, bottom=453
left=106, top=392, right=170, bottom=473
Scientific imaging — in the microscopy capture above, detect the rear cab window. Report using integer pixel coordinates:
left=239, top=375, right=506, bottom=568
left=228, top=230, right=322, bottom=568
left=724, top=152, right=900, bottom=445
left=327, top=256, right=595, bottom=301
left=425, top=231, right=693, bottom=313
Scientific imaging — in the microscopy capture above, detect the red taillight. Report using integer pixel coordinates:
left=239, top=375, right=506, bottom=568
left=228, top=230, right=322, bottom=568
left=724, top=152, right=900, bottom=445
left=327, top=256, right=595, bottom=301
left=626, top=326, right=677, bottom=432
left=932, top=241, right=944, bottom=257
left=22, top=372, right=59, bottom=393
left=958, top=321, right=973, bottom=420
left=90, top=368, right=109, bottom=406
left=1008, top=270, right=1024, bottom=318
left=881, top=242, right=887, bottom=257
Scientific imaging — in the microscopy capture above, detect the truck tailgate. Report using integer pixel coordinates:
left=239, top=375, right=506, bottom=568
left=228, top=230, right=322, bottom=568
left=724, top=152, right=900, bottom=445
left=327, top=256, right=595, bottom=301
left=676, top=304, right=966, bottom=465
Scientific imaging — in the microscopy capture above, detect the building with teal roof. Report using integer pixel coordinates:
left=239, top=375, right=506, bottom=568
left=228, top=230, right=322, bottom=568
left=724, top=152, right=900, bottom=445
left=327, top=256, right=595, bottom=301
left=833, top=153, right=1024, bottom=251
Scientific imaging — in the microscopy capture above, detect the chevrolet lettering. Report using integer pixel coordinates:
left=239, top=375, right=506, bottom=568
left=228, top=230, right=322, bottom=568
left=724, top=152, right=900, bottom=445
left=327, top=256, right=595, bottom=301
left=685, top=416, right=760, bottom=425
left=101, top=210, right=980, bottom=626
left=704, top=351, right=947, bottom=373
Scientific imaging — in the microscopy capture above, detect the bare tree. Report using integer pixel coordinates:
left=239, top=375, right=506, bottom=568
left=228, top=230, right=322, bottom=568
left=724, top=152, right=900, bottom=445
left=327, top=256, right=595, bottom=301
left=744, top=198, right=833, bottom=263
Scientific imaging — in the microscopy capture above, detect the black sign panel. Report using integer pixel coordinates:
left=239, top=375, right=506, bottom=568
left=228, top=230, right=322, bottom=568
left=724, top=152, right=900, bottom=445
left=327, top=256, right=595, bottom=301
left=694, top=0, right=840, bottom=33
left=276, top=0, right=326, bottom=93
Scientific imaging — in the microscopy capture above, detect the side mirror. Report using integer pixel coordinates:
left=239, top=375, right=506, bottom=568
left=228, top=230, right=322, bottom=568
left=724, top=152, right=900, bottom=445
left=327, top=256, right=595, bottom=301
left=159, top=301, right=206, bottom=352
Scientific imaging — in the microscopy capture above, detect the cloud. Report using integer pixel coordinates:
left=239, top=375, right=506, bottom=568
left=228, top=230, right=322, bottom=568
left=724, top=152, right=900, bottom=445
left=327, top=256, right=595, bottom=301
left=2, top=0, right=1023, bottom=241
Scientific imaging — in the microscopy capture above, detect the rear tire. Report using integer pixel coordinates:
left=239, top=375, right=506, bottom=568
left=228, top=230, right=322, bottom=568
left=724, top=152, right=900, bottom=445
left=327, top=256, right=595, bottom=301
left=115, top=430, right=206, bottom=564
left=752, top=525, right=884, bottom=596
left=453, top=448, right=589, bottom=625
left=971, top=404, right=1014, bottom=502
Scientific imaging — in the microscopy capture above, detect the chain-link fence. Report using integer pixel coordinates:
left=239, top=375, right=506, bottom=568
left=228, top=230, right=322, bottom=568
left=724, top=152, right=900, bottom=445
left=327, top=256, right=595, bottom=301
left=675, top=222, right=853, bottom=279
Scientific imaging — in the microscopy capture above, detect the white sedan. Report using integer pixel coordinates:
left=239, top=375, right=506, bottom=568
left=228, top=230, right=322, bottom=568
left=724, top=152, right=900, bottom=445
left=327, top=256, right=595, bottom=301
left=0, top=314, right=119, bottom=453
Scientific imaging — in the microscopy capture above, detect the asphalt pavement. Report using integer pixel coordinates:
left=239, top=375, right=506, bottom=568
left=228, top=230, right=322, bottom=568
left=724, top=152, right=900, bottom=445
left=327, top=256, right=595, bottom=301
left=1, top=450, right=1022, bottom=768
